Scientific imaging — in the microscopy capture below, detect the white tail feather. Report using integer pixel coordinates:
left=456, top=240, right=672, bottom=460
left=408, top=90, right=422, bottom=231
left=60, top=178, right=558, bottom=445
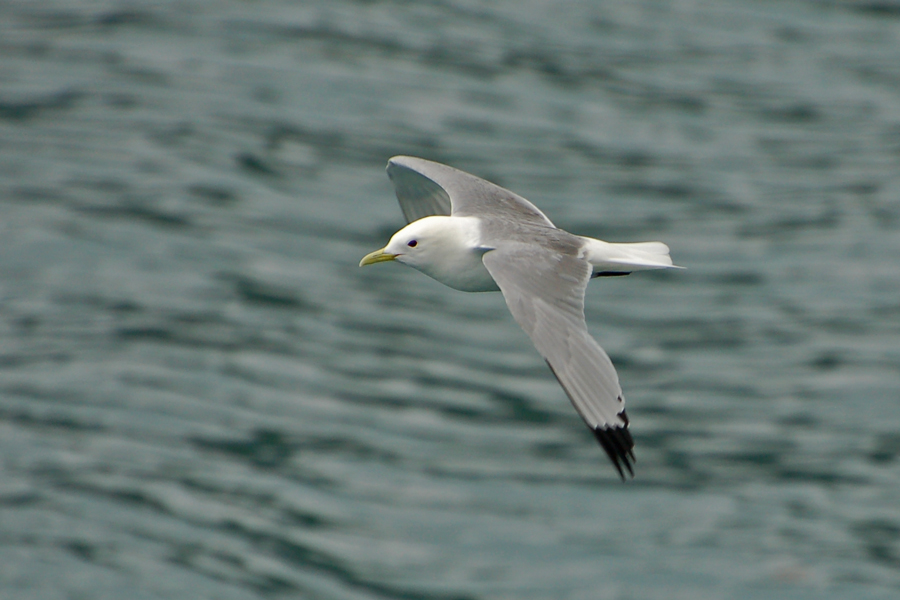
left=580, top=237, right=682, bottom=273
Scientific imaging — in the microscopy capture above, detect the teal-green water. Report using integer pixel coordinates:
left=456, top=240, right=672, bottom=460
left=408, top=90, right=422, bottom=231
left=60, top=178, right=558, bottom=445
left=1, top=1, right=899, bottom=598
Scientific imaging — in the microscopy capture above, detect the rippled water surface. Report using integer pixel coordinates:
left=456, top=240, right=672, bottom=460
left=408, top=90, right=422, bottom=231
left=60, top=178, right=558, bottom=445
left=2, top=1, right=900, bottom=598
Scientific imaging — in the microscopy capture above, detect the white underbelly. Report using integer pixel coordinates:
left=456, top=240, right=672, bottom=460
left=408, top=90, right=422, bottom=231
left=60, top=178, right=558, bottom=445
left=415, top=253, right=499, bottom=292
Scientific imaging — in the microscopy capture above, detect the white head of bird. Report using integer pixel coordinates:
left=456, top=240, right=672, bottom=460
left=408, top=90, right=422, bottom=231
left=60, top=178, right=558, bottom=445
left=359, top=215, right=498, bottom=292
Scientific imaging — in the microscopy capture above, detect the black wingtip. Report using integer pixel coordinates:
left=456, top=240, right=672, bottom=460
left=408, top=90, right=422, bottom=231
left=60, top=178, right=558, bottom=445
left=592, top=412, right=635, bottom=481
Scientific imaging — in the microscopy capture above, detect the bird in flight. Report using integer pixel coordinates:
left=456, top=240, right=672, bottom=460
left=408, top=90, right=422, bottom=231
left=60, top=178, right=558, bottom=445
left=360, top=156, right=680, bottom=479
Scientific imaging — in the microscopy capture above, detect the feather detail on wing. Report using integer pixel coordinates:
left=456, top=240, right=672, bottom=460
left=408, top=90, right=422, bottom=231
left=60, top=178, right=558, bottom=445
left=482, top=244, right=634, bottom=479
left=387, top=156, right=555, bottom=227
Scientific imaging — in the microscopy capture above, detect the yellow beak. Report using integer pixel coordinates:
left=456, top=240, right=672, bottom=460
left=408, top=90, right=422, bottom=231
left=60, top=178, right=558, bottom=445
left=359, top=248, right=398, bottom=267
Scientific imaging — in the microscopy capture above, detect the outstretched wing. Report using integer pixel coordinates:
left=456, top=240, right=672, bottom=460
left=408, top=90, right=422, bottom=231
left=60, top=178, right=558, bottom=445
left=386, top=156, right=554, bottom=227
left=482, top=243, right=634, bottom=479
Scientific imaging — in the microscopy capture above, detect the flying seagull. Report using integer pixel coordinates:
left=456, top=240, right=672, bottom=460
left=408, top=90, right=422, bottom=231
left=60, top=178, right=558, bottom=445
left=360, top=156, right=680, bottom=479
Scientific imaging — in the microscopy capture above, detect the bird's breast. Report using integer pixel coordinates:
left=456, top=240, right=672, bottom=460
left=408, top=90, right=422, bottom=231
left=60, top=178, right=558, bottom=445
left=415, top=248, right=500, bottom=292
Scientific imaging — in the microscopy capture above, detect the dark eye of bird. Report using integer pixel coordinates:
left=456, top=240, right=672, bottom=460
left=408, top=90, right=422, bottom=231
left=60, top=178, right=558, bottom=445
left=407, top=240, right=417, bottom=247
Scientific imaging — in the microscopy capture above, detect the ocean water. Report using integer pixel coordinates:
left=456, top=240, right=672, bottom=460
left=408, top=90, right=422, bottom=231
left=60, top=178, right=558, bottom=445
left=1, top=1, right=899, bottom=598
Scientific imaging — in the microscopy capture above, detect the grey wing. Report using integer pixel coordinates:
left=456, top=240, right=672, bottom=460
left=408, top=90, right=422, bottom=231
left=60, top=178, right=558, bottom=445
left=482, top=244, right=635, bottom=479
left=385, top=157, right=452, bottom=223
left=386, top=156, right=555, bottom=227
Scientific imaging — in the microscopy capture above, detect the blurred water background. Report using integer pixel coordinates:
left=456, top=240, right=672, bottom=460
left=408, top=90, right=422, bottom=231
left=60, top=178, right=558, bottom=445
left=1, top=1, right=900, bottom=598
